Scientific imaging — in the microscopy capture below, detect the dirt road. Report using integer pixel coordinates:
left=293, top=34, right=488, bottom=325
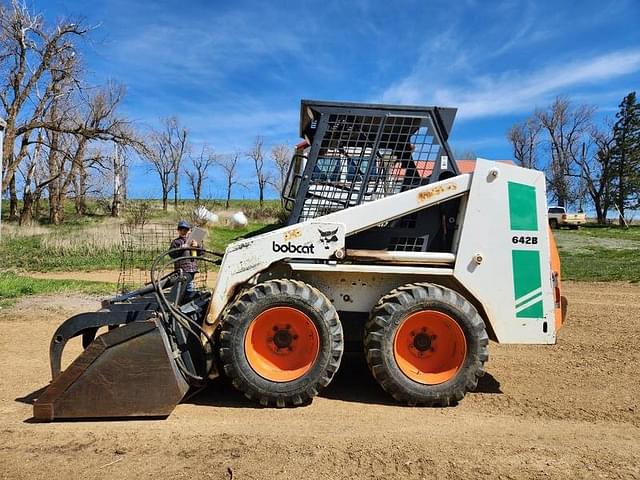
left=1, top=282, right=639, bottom=479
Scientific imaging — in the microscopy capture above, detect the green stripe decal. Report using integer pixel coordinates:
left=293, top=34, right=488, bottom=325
left=508, top=181, right=538, bottom=231
left=517, top=300, right=544, bottom=318
left=512, top=250, right=543, bottom=318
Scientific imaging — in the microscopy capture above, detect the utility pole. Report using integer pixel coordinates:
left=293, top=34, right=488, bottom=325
left=0, top=117, right=6, bottom=242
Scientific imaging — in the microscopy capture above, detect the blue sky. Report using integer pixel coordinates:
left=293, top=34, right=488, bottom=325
left=38, top=0, right=640, bottom=199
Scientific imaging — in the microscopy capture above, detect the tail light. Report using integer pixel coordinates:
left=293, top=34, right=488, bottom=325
left=561, top=214, right=567, bottom=220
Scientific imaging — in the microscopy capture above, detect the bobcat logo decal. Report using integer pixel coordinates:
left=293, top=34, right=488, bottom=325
left=318, top=227, right=339, bottom=250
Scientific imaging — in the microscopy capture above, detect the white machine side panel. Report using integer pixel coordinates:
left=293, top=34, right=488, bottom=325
left=205, top=222, right=345, bottom=331
left=454, top=160, right=555, bottom=344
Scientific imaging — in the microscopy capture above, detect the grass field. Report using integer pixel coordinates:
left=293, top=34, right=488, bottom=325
left=554, top=225, right=640, bottom=282
left=0, top=272, right=115, bottom=307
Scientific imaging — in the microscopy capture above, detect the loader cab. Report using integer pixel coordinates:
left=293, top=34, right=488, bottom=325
left=283, top=100, right=461, bottom=253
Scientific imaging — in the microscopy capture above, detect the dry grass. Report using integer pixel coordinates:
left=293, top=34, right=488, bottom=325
left=1, top=224, right=51, bottom=238
left=41, top=224, right=123, bottom=255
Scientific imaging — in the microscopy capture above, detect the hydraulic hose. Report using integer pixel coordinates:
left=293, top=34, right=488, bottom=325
left=150, top=247, right=223, bottom=387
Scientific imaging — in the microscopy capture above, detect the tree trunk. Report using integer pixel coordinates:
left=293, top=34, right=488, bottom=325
left=111, top=147, right=123, bottom=217
left=225, top=188, right=231, bottom=209
left=618, top=155, right=624, bottom=226
left=195, top=178, right=201, bottom=204
left=47, top=139, right=63, bottom=224
left=49, top=196, right=64, bottom=224
left=111, top=199, right=122, bottom=217
left=1, top=126, right=16, bottom=192
left=74, top=162, right=87, bottom=215
left=9, top=174, right=19, bottom=220
left=619, top=205, right=625, bottom=226
left=602, top=198, right=610, bottom=225
left=594, top=203, right=605, bottom=225
left=259, top=188, right=264, bottom=208
left=34, top=197, right=41, bottom=222
left=49, top=181, right=61, bottom=224
left=174, top=170, right=179, bottom=209
left=49, top=180, right=65, bottom=225
left=162, top=192, right=168, bottom=212
left=18, top=191, right=34, bottom=226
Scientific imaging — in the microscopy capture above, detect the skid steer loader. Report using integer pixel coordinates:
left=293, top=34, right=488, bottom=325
left=33, top=100, right=566, bottom=420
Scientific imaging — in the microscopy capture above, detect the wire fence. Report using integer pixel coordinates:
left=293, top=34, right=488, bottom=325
left=118, top=223, right=209, bottom=293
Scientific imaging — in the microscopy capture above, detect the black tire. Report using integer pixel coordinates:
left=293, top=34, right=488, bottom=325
left=219, top=279, right=343, bottom=407
left=549, top=218, right=558, bottom=229
left=364, top=283, right=488, bottom=406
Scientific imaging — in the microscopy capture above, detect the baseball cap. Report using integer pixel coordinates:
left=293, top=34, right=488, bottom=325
left=177, top=220, right=191, bottom=229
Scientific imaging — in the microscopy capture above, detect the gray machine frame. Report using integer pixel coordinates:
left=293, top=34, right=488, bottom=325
left=286, top=100, right=459, bottom=222
left=283, top=100, right=462, bottom=254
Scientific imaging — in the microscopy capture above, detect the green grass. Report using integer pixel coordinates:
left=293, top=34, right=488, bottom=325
left=561, top=248, right=640, bottom=282
left=561, top=223, right=640, bottom=240
left=205, top=222, right=278, bottom=253
left=0, top=272, right=115, bottom=308
left=0, top=235, right=122, bottom=271
left=556, top=224, right=640, bottom=282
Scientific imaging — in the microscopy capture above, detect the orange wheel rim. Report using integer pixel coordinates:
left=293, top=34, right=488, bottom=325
left=244, top=306, right=320, bottom=382
left=393, top=310, right=466, bottom=385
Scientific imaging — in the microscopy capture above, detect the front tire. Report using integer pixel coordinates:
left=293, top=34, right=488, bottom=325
left=219, top=279, right=343, bottom=407
left=364, top=283, right=488, bottom=406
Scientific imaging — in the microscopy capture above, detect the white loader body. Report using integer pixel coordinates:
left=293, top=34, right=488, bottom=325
left=206, top=160, right=559, bottom=346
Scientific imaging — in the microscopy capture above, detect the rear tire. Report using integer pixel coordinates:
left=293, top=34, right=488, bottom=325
left=549, top=218, right=558, bottom=229
left=219, top=279, right=343, bottom=407
left=364, top=283, right=488, bottom=406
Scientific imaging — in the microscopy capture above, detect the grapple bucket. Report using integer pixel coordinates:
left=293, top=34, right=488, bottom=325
left=32, top=265, right=218, bottom=422
left=33, top=319, right=189, bottom=421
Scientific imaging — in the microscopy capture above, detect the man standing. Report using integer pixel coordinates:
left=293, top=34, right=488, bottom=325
left=169, top=220, right=201, bottom=299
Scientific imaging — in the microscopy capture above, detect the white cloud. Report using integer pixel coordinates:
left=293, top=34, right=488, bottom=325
left=382, top=48, right=640, bottom=119
left=107, top=6, right=315, bottom=89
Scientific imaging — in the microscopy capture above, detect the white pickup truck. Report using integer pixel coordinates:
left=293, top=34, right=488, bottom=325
left=548, top=206, right=586, bottom=229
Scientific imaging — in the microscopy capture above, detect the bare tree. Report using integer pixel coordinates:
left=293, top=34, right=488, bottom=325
left=269, top=143, right=292, bottom=205
left=16, top=128, right=56, bottom=225
left=0, top=2, right=138, bottom=225
left=248, top=136, right=270, bottom=207
left=186, top=145, right=215, bottom=204
left=0, top=1, right=93, bottom=219
left=573, top=124, right=615, bottom=224
left=507, top=117, right=541, bottom=169
left=143, top=116, right=189, bottom=212
left=536, top=98, right=594, bottom=207
left=40, top=83, right=135, bottom=224
left=88, top=142, right=133, bottom=218
left=214, top=152, right=241, bottom=209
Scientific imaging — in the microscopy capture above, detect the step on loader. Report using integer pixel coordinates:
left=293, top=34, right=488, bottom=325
left=33, top=100, right=567, bottom=420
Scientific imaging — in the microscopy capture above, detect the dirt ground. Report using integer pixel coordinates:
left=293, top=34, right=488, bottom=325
left=0, top=281, right=639, bottom=480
